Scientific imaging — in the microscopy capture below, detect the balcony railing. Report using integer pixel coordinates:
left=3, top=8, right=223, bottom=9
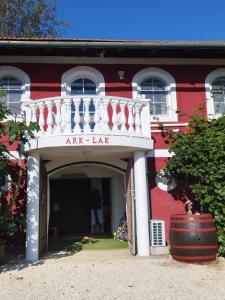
left=22, top=95, right=151, bottom=138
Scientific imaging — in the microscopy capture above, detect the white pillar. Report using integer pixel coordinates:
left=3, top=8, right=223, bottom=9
left=26, top=153, right=40, bottom=261
left=134, top=151, right=150, bottom=256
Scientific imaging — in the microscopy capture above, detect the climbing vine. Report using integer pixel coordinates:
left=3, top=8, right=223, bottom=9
left=0, top=102, right=38, bottom=249
left=160, top=113, right=225, bottom=256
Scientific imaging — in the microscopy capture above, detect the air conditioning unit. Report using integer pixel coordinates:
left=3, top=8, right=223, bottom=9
left=150, top=220, right=166, bottom=247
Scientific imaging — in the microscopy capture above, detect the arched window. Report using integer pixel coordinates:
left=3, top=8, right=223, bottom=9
left=211, top=77, right=225, bottom=114
left=205, top=70, right=225, bottom=118
left=0, top=66, right=30, bottom=115
left=139, top=78, right=167, bottom=115
left=132, top=67, right=177, bottom=122
left=0, top=76, right=23, bottom=114
left=61, top=66, right=105, bottom=96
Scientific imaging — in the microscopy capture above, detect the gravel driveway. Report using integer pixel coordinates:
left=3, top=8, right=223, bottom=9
left=0, top=249, right=225, bottom=300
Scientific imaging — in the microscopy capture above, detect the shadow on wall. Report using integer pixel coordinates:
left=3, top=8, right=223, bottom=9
left=147, top=150, right=201, bottom=213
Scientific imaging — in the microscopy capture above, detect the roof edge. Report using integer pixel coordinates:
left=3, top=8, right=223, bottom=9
left=1, top=39, right=225, bottom=49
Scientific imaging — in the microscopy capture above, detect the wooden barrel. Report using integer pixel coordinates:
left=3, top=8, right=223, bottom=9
left=169, top=214, right=218, bottom=263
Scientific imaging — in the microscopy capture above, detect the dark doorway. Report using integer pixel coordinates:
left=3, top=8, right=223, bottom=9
left=50, top=179, right=91, bottom=235
left=49, top=178, right=111, bottom=237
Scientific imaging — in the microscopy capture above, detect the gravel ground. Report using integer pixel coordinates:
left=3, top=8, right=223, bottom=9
left=0, top=249, right=225, bottom=300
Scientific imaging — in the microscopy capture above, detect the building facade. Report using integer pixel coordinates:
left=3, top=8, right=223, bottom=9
left=1, top=38, right=225, bottom=261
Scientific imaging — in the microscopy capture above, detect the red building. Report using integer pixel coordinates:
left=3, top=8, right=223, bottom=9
left=1, top=38, right=224, bottom=261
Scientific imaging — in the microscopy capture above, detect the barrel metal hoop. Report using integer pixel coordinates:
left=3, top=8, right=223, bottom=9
left=170, top=245, right=218, bottom=249
left=170, top=227, right=216, bottom=232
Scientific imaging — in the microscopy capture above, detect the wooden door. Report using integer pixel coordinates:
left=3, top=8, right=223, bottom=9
left=126, top=158, right=137, bottom=255
left=39, top=160, right=48, bottom=257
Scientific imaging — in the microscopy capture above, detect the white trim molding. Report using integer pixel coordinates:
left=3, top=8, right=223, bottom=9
left=205, top=68, right=225, bottom=119
left=61, top=66, right=105, bottom=96
left=132, top=67, right=178, bottom=122
left=147, top=149, right=173, bottom=157
left=0, top=65, right=31, bottom=99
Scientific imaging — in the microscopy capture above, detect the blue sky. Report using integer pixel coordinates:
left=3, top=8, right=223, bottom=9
left=57, top=0, right=225, bottom=40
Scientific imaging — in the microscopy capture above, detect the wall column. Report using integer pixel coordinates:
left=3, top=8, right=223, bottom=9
left=26, top=153, right=40, bottom=261
left=133, top=151, right=150, bottom=256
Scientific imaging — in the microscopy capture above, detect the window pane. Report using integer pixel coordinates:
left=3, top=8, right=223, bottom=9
left=214, top=102, right=225, bottom=114
left=8, top=91, right=22, bottom=103
left=0, top=76, right=23, bottom=113
left=9, top=103, right=20, bottom=114
left=71, top=78, right=96, bottom=95
left=140, top=91, right=153, bottom=99
left=212, top=77, right=225, bottom=114
left=212, top=92, right=224, bottom=102
left=71, top=79, right=83, bottom=94
left=139, top=77, right=167, bottom=115
left=154, top=91, right=167, bottom=103
left=152, top=79, right=165, bottom=91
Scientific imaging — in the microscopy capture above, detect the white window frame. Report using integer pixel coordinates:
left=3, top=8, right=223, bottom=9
left=132, top=67, right=178, bottom=122
left=0, top=66, right=30, bottom=99
left=205, top=68, right=225, bottom=119
left=0, top=66, right=31, bottom=119
left=61, top=66, right=105, bottom=96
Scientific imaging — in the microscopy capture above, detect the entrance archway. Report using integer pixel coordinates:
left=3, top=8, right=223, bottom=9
left=47, top=162, right=126, bottom=241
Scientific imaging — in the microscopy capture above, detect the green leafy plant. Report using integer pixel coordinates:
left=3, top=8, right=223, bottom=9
left=0, top=102, right=39, bottom=249
left=160, top=112, right=225, bottom=256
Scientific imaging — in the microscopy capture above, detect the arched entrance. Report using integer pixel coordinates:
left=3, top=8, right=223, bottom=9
left=26, top=152, right=150, bottom=261
left=47, top=162, right=126, bottom=240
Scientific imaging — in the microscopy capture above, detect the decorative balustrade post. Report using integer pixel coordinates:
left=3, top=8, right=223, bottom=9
left=141, top=101, right=151, bottom=138
left=128, top=101, right=135, bottom=135
left=54, top=99, right=62, bottom=134
left=46, top=100, right=53, bottom=134
left=102, top=98, right=110, bottom=132
left=111, top=99, right=119, bottom=132
left=119, top=101, right=127, bottom=133
left=30, top=104, right=37, bottom=123
left=73, top=98, right=81, bottom=133
left=83, top=97, right=91, bottom=133
left=38, top=102, right=45, bottom=135
left=63, top=98, right=72, bottom=134
left=134, top=102, right=142, bottom=136
left=93, top=98, right=100, bottom=133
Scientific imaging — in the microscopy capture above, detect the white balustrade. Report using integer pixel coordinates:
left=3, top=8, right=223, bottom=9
left=54, top=99, right=62, bottom=134
left=93, top=98, right=101, bottom=133
left=63, top=98, right=72, bottom=134
left=119, top=101, right=127, bottom=133
left=102, top=98, right=110, bottom=133
left=22, top=95, right=151, bottom=139
left=38, top=102, right=45, bottom=134
left=135, top=102, right=142, bottom=135
left=30, top=104, right=37, bottom=123
left=111, top=100, right=119, bottom=132
left=73, top=98, right=81, bottom=134
left=128, top=102, right=135, bottom=134
left=83, top=98, right=91, bottom=133
left=46, top=101, right=53, bottom=134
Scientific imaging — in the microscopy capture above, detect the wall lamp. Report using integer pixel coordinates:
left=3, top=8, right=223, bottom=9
left=118, top=70, right=125, bottom=81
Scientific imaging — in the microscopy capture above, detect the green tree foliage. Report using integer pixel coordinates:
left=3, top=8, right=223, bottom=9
left=0, top=102, right=39, bottom=248
left=161, top=114, right=225, bottom=256
left=0, top=0, right=67, bottom=37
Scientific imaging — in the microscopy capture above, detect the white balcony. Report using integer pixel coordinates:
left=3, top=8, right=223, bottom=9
left=22, top=95, right=153, bottom=158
